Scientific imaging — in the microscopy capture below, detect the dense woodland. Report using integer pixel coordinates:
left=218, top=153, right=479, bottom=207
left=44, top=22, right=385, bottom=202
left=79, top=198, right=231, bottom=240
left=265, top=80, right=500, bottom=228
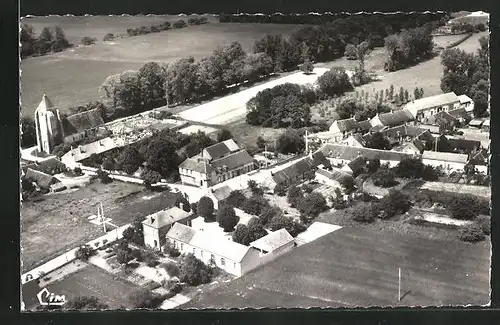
left=20, top=25, right=72, bottom=58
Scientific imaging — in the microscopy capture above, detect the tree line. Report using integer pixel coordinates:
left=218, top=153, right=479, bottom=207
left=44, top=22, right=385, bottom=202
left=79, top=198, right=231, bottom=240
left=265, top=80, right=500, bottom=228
left=21, top=24, right=71, bottom=58
left=440, top=36, right=489, bottom=118
left=125, top=17, right=207, bottom=37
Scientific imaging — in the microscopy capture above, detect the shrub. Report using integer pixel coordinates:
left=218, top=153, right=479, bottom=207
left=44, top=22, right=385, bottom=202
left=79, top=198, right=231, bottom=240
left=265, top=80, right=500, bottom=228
left=366, top=158, right=381, bottom=173
left=197, top=196, right=215, bottom=220
left=259, top=205, right=283, bottom=225
left=274, top=182, right=288, bottom=196
left=241, top=195, right=270, bottom=216
left=75, top=245, right=94, bottom=261
left=268, top=215, right=306, bottom=237
left=225, top=190, right=246, bottom=208
left=459, top=224, right=485, bottom=243
left=164, top=279, right=183, bottom=294
left=127, top=288, right=162, bottom=308
left=216, top=205, right=239, bottom=232
left=74, top=167, right=83, bottom=176
left=64, top=296, right=108, bottom=310
left=297, top=192, right=328, bottom=221
left=287, top=185, right=303, bottom=208
left=447, top=195, right=481, bottom=220
left=178, top=253, right=214, bottom=286
left=162, top=262, right=180, bottom=277
left=376, top=189, right=412, bottom=219
left=103, top=33, right=114, bottom=41
left=351, top=202, right=378, bottom=223
left=476, top=215, right=491, bottom=235
left=248, top=180, right=264, bottom=196
left=96, top=168, right=112, bottom=184
left=81, top=36, right=97, bottom=45
left=122, top=226, right=135, bottom=242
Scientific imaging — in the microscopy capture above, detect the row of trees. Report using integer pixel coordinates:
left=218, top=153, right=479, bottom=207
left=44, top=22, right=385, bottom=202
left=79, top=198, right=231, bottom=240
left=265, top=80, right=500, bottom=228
left=125, top=18, right=202, bottom=37
left=440, top=36, right=489, bottom=118
left=21, top=24, right=71, bottom=58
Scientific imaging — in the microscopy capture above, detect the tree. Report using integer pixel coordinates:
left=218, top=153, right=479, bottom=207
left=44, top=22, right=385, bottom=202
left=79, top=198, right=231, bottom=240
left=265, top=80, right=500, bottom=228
left=225, top=190, right=246, bottom=208
left=243, top=52, right=274, bottom=82
left=21, top=116, right=36, bottom=148
left=256, top=136, right=266, bottom=150
left=144, top=137, right=179, bottom=177
left=165, top=57, right=201, bottom=104
left=345, top=44, right=357, bottom=60
left=268, top=215, right=305, bottom=237
left=118, top=146, right=144, bottom=174
left=52, top=26, right=70, bottom=52
left=404, top=89, right=410, bottom=103
left=178, top=253, right=214, bottom=286
left=37, top=27, right=54, bottom=54
left=217, top=129, right=233, bottom=142
left=351, top=202, right=378, bottom=223
left=197, top=196, right=215, bottom=220
left=138, top=62, right=167, bottom=111
left=81, top=36, right=97, bottom=45
left=393, top=157, right=425, bottom=179
left=65, top=296, right=108, bottom=310
left=317, top=67, right=353, bottom=97
left=376, top=189, right=412, bottom=219
left=276, top=129, right=305, bottom=154
left=300, top=43, right=314, bottom=74
left=248, top=180, right=264, bottom=196
left=366, top=158, right=381, bottom=173
left=448, top=195, right=480, bottom=220
left=287, top=185, right=303, bottom=208
left=274, top=182, right=288, bottom=196
left=75, top=245, right=94, bottom=261
left=140, top=168, right=162, bottom=188
left=232, top=224, right=252, bottom=245
left=132, top=216, right=145, bottom=246
left=372, top=168, right=398, bottom=188
left=241, top=195, right=270, bottom=216
left=298, top=192, right=328, bottom=221
left=330, top=187, right=347, bottom=210
left=247, top=217, right=268, bottom=240
left=20, top=24, right=36, bottom=57
left=216, top=205, right=239, bottom=232
left=175, top=196, right=191, bottom=212
left=339, top=175, right=355, bottom=192
left=122, top=227, right=135, bottom=242
left=366, top=132, right=391, bottom=150
left=384, top=26, right=433, bottom=71
left=96, top=168, right=112, bottom=184
left=459, top=224, right=485, bottom=243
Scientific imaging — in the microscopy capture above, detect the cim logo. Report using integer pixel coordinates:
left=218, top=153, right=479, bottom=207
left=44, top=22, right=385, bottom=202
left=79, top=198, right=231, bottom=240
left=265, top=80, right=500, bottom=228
left=37, top=288, right=66, bottom=306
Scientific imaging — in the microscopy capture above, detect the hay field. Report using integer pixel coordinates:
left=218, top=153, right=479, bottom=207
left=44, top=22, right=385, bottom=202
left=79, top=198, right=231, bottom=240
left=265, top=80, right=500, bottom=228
left=21, top=18, right=304, bottom=115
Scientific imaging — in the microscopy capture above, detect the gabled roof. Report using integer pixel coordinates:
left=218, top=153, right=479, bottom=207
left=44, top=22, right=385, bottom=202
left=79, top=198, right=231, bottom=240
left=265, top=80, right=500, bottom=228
left=295, top=222, right=342, bottom=243
left=24, top=168, right=58, bottom=189
left=482, top=119, right=490, bottom=127
left=422, top=151, right=469, bottom=164
left=311, top=151, right=331, bottom=168
left=188, top=231, right=251, bottom=262
left=211, top=150, right=254, bottom=171
left=63, top=109, right=105, bottom=135
left=179, top=156, right=214, bottom=174
left=448, top=107, right=468, bottom=119
left=469, top=119, right=486, bottom=127
left=316, top=167, right=352, bottom=183
left=35, top=94, right=55, bottom=112
left=166, top=222, right=196, bottom=243
left=333, top=118, right=359, bottom=132
left=405, top=92, right=460, bottom=115
left=445, top=137, right=481, bottom=151
left=458, top=94, right=473, bottom=104
left=318, top=143, right=414, bottom=162
left=250, top=228, right=294, bottom=252
left=376, top=109, right=415, bottom=127
left=357, top=120, right=372, bottom=132
left=424, top=111, right=457, bottom=126
left=272, top=156, right=315, bottom=184
left=347, top=156, right=366, bottom=173
left=203, top=139, right=240, bottom=160
left=143, top=206, right=191, bottom=229
left=412, top=138, right=425, bottom=152
left=211, top=185, right=233, bottom=201
left=469, top=149, right=489, bottom=166
left=62, top=137, right=119, bottom=163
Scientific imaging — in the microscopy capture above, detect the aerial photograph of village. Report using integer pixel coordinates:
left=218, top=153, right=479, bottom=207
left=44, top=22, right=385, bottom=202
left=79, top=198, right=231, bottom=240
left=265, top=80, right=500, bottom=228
left=20, top=11, right=490, bottom=310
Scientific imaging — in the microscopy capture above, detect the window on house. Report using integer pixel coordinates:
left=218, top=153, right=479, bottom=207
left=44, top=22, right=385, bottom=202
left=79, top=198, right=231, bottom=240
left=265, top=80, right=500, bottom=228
left=221, top=258, right=226, bottom=266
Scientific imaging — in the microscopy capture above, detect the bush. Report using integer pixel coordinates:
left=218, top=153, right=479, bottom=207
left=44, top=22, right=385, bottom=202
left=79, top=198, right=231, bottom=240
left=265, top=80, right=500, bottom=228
left=103, top=33, right=114, bottom=41
left=96, top=168, right=112, bottom=184
left=459, top=224, right=485, bottom=243
left=81, top=36, right=97, bottom=45
left=197, top=196, right=215, bottom=220
left=163, top=241, right=181, bottom=258
left=476, top=215, right=491, bottom=235
left=447, top=195, right=481, bottom=220
left=74, top=167, right=83, bottom=176
left=297, top=192, right=328, bottom=221
left=162, top=262, right=180, bottom=277
left=287, top=185, right=303, bottom=208
left=248, top=180, right=264, bottom=196
left=376, top=189, right=412, bottom=219
left=372, top=168, right=398, bottom=188
left=351, top=202, right=378, bottom=223
left=268, top=215, right=306, bottom=237
left=64, top=296, right=108, bottom=310
left=241, top=195, right=270, bottom=216
left=164, top=279, right=183, bottom=294
left=173, top=20, right=187, bottom=28
left=122, top=226, right=135, bottom=242
left=75, top=245, right=94, bottom=261
left=178, top=253, right=214, bottom=286
left=225, top=190, right=246, bottom=208
left=127, top=288, right=162, bottom=308
left=316, top=67, right=353, bottom=97
left=274, top=182, right=288, bottom=196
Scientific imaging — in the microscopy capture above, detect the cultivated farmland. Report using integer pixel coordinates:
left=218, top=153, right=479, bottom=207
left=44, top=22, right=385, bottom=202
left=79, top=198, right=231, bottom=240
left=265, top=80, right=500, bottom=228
left=183, top=226, right=490, bottom=308
left=20, top=18, right=305, bottom=114
left=21, top=181, right=179, bottom=272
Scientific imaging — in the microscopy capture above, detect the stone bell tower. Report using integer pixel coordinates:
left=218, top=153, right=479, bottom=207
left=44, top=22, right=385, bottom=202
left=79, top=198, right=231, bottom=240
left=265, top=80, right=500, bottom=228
left=34, top=94, right=64, bottom=154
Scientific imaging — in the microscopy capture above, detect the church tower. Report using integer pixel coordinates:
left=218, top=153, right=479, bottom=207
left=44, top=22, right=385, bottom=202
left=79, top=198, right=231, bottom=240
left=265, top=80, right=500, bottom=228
left=34, top=94, right=64, bottom=154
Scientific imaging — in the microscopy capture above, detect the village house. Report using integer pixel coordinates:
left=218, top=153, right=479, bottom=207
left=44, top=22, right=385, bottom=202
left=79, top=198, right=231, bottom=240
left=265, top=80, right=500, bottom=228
left=421, top=111, right=457, bottom=131
left=61, top=137, right=122, bottom=166
left=206, top=185, right=233, bottom=210
left=142, top=206, right=193, bottom=250
left=271, top=152, right=330, bottom=187
left=421, top=151, right=469, bottom=173
left=468, top=118, right=487, bottom=129
left=295, top=222, right=343, bottom=246
left=329, top=118, right=371, bottom=137
left=458, top=94, right=475, bottom=115
left=178, top=139, right=255, bottom=188
left=369, top=108, right=415, bottom=128
left=23, top=168, right=66, bottom=193
left=436, top=135, right=481, bottom=155
left=340, top=156, right=367, bottom=175
left=468, top=149, right=489, bottom=174
left=391, top=139, right=426, bottom=155
left=405, top=92, right=464, bottom=121
left=166, top=223, right=262, bottom=277
left=318, top=143, right=415, bottom=168
left=340, top=134, right=366, bottom=147
left=373, top=125, right=434, bottom=149
left=315, top=167, right=353, bottom=188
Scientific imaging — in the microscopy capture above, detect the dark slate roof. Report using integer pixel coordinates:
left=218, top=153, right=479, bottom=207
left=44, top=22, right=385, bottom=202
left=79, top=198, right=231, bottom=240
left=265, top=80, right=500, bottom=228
left=446, top=137, right=481, bottom=152
left=334, top=118, right=359, bottom=132
left=318, top=143, right=414, bottom=162
left=377, top=109, right=415, bottom=127
left=448, top=107, right=468, bottom=119
left=357, top=120, right=372, bottom=132
left=312, top=151, right=331, bottom=168
left=316, top=167, right=352, bottom=182
left=347, top=156, right=366, bottom=173
left=63, top=109, right=105, bottom=135
left=469, top=149, right=488, bottom=166
left=203, top=139, right=240, bottom=160
left=24, top=168, right=58, bottom=189
left=424, top=111, right=457, bottom=126
left=211, top=150, right=254, bottom=171
left=211, top=185, right=233, bottom=201
left=179, top=156, right=214, bottom=174
left=272, top=157, right=315, bottom=184
left=166, top=223, right=196, bottom=243
left=142, top=207, right=191, bottom=229
left=412, top=138, right=425, bottom=152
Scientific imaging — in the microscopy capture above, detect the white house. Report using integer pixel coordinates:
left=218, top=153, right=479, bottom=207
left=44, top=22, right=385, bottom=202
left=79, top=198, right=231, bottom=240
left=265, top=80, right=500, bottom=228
left=166, top=223, right=261, bottom=277
left=370, top=109, right=415, bottom=128
left=422, top=151, right=469, bottom=173
left=295, top=222, right=343, bottom=246
left=142, top=206, right=192, bottom=250
left=405, top=92, right=461, bottom=121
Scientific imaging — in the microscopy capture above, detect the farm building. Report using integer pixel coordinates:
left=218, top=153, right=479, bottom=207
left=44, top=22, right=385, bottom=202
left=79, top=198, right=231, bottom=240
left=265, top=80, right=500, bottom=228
left=23, top=168, right=64, bottom=192
left=60, top=137, right=122, bottom=165
left=341, top=156, right=367, bottom=175
left=166, top=223, right=261, bottom=277
left=369, top=109, right=415, bottom=128
left=458, top=94, right=475, bottom=115
left=315, top=167, right=353, bottom=188
left=249, top=228, right=295, bottom=260
left=369, top=125, right=434, bottom=149
left=271, top=152, right=330, bottom=187
left=206, top=185, right=233, bottom=210
left=142, top=206, right=193, bottom=250
left=405, top=92, right=461, bottom=121
left=317, top=143, right=415, bottom=168
left=329, top=118, right=371, bottom=135
left=422, top=151, right=469, bottom=172
left=179, top=139, right=255, bottom=188
left=421, top=111, right=457, bottom=129
left=340, top=134, right=366, bottom=147
left=436, top=135, right=481, bottom=154
left=392, top=139, right=425, bottom=155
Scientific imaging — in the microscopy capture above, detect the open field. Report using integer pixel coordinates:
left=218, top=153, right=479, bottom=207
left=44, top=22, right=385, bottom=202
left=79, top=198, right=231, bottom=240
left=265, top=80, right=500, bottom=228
left=224, top=119, right=287, bottom=150
left=433, top=34, right=470, bottom=48
left=178, top=67, right=328, bottom=125
left=183, top=226, right=490, bottom=308
left=23, top=263, right=141, bottom=310
left=21, top=20, right=304, bottom=114
left=21, top=180, right=179, bottom=272
left=319, top=31, right=487, bottom=100
left=419, top=182, right=491, bottom=199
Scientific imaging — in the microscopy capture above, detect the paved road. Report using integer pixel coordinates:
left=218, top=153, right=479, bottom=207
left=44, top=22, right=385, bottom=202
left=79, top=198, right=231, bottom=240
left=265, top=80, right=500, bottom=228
left=178, top=68, right=329, bottom=125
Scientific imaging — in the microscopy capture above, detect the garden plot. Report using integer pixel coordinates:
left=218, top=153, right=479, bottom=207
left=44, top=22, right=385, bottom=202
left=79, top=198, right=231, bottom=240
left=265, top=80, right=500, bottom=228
left=420, top=182, right=491, bottom=199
